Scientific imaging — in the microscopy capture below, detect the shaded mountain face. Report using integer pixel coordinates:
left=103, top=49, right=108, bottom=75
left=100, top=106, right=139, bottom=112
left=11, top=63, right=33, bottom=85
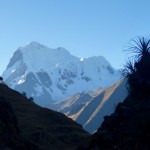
left=0, top=83, right=89, bottom=150
left=50, top=91, right=97, bottom=116
left=53, top=79, right=128, bottom=133
left=3, top=42, right=121, bottom=107
left=81, top=92, right=150, bottom=150
left=78, top=37, right=150, bottom=150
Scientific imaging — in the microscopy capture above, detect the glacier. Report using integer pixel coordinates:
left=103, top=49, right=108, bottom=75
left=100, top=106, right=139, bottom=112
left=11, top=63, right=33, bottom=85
left=3, top=41, right=121, bottom=107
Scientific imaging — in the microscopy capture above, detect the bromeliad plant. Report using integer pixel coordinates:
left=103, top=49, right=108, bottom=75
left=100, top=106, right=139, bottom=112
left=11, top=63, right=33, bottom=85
left=123, top=37, right=150, bottom=96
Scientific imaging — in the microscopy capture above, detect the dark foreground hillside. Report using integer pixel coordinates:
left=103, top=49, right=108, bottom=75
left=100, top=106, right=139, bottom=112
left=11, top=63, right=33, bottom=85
left=79, top=37, right=150, bottom=150
left=0, top=83, right=89, bottom=150
left=81, top=94, right=150, bottom=150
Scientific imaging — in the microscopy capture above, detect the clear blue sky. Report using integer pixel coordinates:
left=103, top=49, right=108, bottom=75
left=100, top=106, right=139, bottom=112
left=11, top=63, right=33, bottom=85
left=0, top=0, right=150, bottom=74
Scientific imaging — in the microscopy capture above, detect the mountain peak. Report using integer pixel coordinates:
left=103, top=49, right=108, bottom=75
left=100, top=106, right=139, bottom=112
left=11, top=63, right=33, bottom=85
left=5, top=42, right=79, bottom=74
left=28, top=41, right=40, bottom=45
left=3, top=42, right=121, bottom=104
left=55, top=46, right=72, bottom=56
left=26, top=41, right=46, bottom=49
left=80, top=56, right=110, bottom=64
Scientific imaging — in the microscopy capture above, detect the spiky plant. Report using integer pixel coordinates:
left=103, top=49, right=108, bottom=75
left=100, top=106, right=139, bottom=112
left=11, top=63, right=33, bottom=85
left=122, top=60, right=135, bottom=78
left=128, top=37, right=150, bottom=61
left=122, top=60, right=136, bottom=93
left=123, top=37, right=150, bottom=96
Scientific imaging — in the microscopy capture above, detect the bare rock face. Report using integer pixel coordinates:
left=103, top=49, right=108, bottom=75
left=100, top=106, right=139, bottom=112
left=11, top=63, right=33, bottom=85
left=0, top=84, right=89, bottom=150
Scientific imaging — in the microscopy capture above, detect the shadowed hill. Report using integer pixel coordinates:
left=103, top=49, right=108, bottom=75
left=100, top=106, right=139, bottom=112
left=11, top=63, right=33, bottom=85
left=80, top=37, right=150, bottom=150
left=0, top=83, right=89, bottom=150
left=51, top=79, right=127, bottom=134
left=81, top=94, right=150, bottom=150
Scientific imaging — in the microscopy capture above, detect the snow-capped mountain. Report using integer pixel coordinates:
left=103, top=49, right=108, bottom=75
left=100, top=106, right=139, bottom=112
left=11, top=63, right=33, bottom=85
left=3, top=41, right=121, bottom=107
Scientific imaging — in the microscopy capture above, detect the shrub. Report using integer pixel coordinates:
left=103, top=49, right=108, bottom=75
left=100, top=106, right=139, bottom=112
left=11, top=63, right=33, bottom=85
left=0, top=77, right=3, bottom=83
left=123, top=37, right=150, bottom=96
left=29, top=97, right=34, bottom=101
left=22, top=92, right=27, bottom=97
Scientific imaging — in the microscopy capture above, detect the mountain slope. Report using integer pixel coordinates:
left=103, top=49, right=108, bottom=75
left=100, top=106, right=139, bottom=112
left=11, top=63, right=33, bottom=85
left=80, top=37, right=150, bottom=149
left=50, top=91, right=99, bottom=116
left=0, top=83, right=89, bottom=150
left=81, top=93, right=150, bottom=150
left=77, top=79, right=128, bottom=133
left=55, top=79, right=128, bottom=133
left=3, top=42, right=121, bottom=107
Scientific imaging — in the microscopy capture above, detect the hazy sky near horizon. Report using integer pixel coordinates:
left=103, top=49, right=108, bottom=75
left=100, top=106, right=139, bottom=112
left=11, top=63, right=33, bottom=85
left=0, top=0, right=150, bottom=74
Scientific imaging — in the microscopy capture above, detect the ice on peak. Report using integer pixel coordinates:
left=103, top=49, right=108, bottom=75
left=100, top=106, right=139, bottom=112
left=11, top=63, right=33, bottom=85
left=80, top=56, right=111, bottom=66
left=55, top=47, right=72, bottom=56
left=26, top=41, right=45, bottom=49
left=57, top=47, right=67, bottom=50
left=87, top=56, right=107, bottom=61
left=28, top=41, right=42, bottom=46
left=10, top=42, right=79, bottom=73
left=22, top=42, right=72, bottom=57
left=80, top=57, right=87, bottom=61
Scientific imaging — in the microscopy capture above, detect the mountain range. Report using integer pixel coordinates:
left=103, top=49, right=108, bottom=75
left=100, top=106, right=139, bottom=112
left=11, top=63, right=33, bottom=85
left=3, top=41, right=121, bottom=107
left=2, top=37, right=150, bottom=150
